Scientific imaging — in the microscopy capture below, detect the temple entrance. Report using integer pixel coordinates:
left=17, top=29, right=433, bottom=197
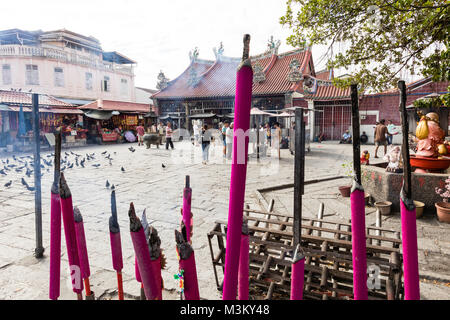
left=314, top=102, right=352, bottom=140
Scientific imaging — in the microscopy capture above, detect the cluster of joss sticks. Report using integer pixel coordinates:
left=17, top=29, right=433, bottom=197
left=48, top=135, right=200, bottom=300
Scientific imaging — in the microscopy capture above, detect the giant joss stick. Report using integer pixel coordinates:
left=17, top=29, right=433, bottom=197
left=109, top=187, right=124, bottom=300
left=290, top=108, right=306, bottom=300
left=350, top=84, right=368, bottom=300
left=49, top=130, right=62, bottom=300
left=74, top=207, right=94, bottom=299
left=128, top=202, right=159, bottom=300
left=175, top=230, right=200, bottom=300
left=238, top=217, right=249, bottom=300
left=59, top=172, right=83, bottom=299
left=222, top=34, right=253, bottom=300
left=399, top=80, right=420, bottom=300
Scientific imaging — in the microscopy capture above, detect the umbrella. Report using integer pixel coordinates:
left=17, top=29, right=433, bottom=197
left=109, top=188, right=124, bottom=300
left=175, top=229, right=200, bottom=300
left=18, top=104, right=26, bottom=137
left=399, top=81, right=420, bottom=300
left=349, top=84, right=368, bottom=300
left=49, top=131, right=62, bottom=300
left=250, top=107, right=275, bottom=116
left=124, top=131, right=136, bottom=142
left=222, top=35, right=253, bottom=300
left=59, top=172, right=84, bottom=299
left=128, top=202, right=159, bottom=300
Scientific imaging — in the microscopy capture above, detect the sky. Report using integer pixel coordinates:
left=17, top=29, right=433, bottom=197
left=0, top=0, right=332, bottom=89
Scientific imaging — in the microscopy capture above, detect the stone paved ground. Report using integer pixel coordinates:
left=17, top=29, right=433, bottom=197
left=0, top=140, right=448, bottom=300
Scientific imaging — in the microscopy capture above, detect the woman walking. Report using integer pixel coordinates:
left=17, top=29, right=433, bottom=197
left=201, top=124, right=211, bottom=164
left=272, top=122, right=282, bottom=159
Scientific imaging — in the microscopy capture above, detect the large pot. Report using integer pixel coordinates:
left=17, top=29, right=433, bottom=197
left=414, top=201, right=425, bottom=219
left=435, top=202, right=450, bottom=223
left=338, top=185, right=351, bottom=197
left=375, top=201, right=392, bottom=216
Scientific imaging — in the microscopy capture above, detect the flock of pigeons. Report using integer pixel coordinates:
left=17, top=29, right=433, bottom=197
left=0, top=144, right=166, bottom=193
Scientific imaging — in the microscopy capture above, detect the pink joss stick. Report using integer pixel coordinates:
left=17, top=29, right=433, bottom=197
left=182, top=176, right=192, bottom=243
left=222, top=34, right=253, bottom=301
left=74, top=207, right=93, bottom=299
left=148, top=226, right=163, bottom=300
left=59, top=172, right=83, bottom=297
left=109, top=188, right=124, bottom=300
left=175, top=230, right=200, bottom=300
left=350, top=84, right=368, bottom=300
left=290, top=245, right=305, bottom=300
left=49, top=130, right=62, bottom=300
left=238, top=218, right=249, bottom=300
left=398, top=80, right=420, bottom=300
left=128, top=203, right=159, bottom=300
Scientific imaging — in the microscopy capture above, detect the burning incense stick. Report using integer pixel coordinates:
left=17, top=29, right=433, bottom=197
left=109, top=188, right=124, bottom=300
left=222, top=34, right=253, bottom=300
left=350, top=84, right=368, bottom=300
left=128, top=202, right=159, bottom=300
left=182, top=176, right=192, bottom=243
left=148, top=226, right=163, bottom=300
left=291, top=111, right=306, bottom=300
left=59, top=172, right=83, bottom=299
left=238, top=217, right=249, bottom=300
left=49, top=130, right=62, bottom=300
left=74, top=207, right=94, bottom=300
left=399, top=80, right=420, bottom=300
left=175, top=229, right=199, bottom=300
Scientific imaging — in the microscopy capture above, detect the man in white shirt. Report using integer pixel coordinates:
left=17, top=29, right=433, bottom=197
left=226, top=122, right=234, bottom=160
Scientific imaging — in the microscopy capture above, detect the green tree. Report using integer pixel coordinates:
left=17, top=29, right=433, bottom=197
left=280, top=0, right=450, bottom=92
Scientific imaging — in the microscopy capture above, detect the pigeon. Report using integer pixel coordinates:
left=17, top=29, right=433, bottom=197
left=12, top=155, right=17, bottom=161
left=129, top=147, right=135, bottom=152
left=61, top=166, right=66, bottom=171
left=80, top=160, right=85, bottom=168
left=92, top=164, right=101, bottom=168
left=26, top=168, right=32, bottom=177
left=68, top=163, right=74, bottom=169
left=75, top=158, right=79, bottom=166
left=109, top=159, right=113, bottom=166
left=162, top=163, right=166, bottom=168
left=4, top=180, right=12, bottom=187
left=0, top=169, right=6, bottom=175
left=65, top=152, right=70, bottom=156
left=106, top=180, right=110, bottom=188
left=121, top=167, right=125, bottom=172
left=21, top=178, right=28, bottom=186
left=111, top=184, right=115, bottom=190
left=101, top=151, right=107, bottom=155
left=26, top=185, right=35, bottom=191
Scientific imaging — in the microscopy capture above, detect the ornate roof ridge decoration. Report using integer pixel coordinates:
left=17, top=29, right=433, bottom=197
left=302, top=75, right=317, bottom=94
left=288, top=59, right=303, bottom=82
left=252, top=62, right=266, bottom=83
left=213, top=42, right=224, bottom=61
left=187, top=66, right=200, bottom=88
left=265, top=36, right=281, bottom=55
left=156, top=70, right=170, bottom=90
left=189, top=47, right=199, bottom=64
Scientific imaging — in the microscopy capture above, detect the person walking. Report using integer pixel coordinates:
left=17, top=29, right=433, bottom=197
left=226, top=122, right=234, bottom=160
left=158, top=122, right=165, bottom=145
left=265, top=123, right=272, bottom=147
left=221, top=121, right=229, bottom=158
left=272, top=122, right=282, bottom=159
left=201, top=124, right=211, bottom=164
left=165, top=122, right=174, bottom=150
left=374, top=119, right=390, bottom=158
left=136, top=122, right=145, bottom=146
left=386, top=120, right=397, bottom=145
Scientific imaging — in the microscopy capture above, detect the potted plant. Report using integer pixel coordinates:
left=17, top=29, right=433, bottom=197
left=338, top=161, right=353, bottom=197
left=434, top=177, right=450, bottom=223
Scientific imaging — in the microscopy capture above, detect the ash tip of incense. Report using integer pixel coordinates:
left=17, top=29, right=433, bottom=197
left=109, top=215, right=120, bottom=233
left=73, top=206, right=83, bottom=223
left=51, top=180, right=59, bottom=194
left=242, top=34, right=250, bottom=59
left=174, top=229, right=193, bottom=260
left=59, top=172, right=71, bottom=199
left=149, top=226, right=161, bottom=260
left=185, top=175, right=190, bottom=188
left=128, top=202, right=142, bottom=232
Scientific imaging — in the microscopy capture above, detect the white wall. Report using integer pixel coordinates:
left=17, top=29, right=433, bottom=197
left=0, top=56, right=136, bottom=102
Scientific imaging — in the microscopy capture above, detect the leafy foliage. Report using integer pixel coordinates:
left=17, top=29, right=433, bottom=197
left=280, top=0, right=450, bottom=92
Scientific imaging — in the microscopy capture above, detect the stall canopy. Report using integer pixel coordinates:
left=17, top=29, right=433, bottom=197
left=79, top=99, right=151, bottom=114
left=250, top=107, right=276, bottom=116
left=159, top=114, right=182, bottom=120
left=83, top=110, right=114, bottom=120
left=144, top=111, right=158, bottom=118
left=189, top=113, right=217, bottom=119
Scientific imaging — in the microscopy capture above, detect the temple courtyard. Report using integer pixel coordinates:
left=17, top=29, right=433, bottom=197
left=0, top=140, right=448, bottom=300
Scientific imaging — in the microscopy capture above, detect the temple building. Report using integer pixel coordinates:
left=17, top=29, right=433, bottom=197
left=151, top=38, right=350, bottom=137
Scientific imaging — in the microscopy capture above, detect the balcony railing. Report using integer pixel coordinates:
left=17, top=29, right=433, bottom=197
left=0, top=45, right=133, bottom=75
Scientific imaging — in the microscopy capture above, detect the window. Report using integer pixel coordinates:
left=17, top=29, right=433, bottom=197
left=25, top=64, right=39, bottom=85
left=85, top=72, right=93, bottom=90
left=2, top=64, right=11, bottom=85
left=54, top=67, right=64, bottom=87
left=102, top=76, right=110, bottom=92
left=120, top=78, right=128, bottom=96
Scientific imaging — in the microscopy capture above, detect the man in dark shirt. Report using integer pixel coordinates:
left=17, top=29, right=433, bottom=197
left=374, top=119, right=390, bottom=158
